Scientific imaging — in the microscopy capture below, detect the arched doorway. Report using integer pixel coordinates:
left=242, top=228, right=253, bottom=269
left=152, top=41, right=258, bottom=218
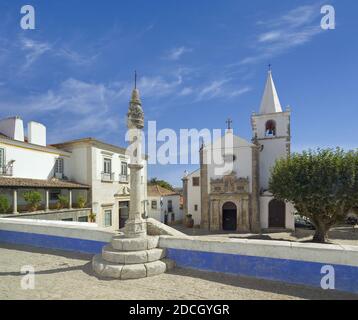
left=268, top=199, right=286, bottom=228
left=222, top=202, right=237, bottom=231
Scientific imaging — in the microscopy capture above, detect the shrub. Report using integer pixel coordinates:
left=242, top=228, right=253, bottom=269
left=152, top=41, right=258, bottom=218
left=57, top=195, right=69, bottom=209
left=89, top=212, right=96, bottom=223
left=0, top=195, right=10, bottom=213
left=23, top=191, right=42, bottom=212
left=77, top=196, right=86, bottom=208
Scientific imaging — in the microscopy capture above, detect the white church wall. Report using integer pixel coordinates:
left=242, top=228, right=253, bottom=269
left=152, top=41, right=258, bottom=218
left=259, top=137, right=288, bottom=190
left=204, top=132, right=254, bottom=192
left=260, top=195, right=295, bottom=230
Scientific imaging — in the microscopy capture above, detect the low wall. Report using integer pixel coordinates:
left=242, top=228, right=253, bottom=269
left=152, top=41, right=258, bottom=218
left=1, top=218, right=357, bottom=294
left=0, top=208, right=91, bottom=222
left=0, top=218, right=114, bottom=254
left=159, top=236, right=358, bottom=294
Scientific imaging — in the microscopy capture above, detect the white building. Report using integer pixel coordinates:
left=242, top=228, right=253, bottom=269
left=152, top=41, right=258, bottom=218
left=0, top=117, right=89, bottom=217
left=183, top=169, right=201, bottom=226
left=52, top=138, right=148, bottom=230
left=147, top=184, right=182, bottom=225
left=0, top=94, right=148, bottom=230
left=182, top=70, right=295, bottom=232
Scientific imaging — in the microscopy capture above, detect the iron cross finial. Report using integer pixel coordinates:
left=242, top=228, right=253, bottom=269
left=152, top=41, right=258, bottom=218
left=226, top=118, right=233, bottom=130
left=134, top=70, right=137, bottom=89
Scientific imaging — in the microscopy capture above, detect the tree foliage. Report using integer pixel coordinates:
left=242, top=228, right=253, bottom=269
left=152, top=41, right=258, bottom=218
left=269, top=148, right=358, bottom=243
left=148, top=178, right=174, bottom=191
left=0, top=195, right=10, bottom=213
left=23, top=191, right=42, bottom=211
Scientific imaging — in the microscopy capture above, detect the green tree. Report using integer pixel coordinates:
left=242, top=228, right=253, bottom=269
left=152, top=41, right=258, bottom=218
left=269, top=148, right=358, bottom=243
left=23, top=191, right=42, bottom=211
left=148, top=178, right=174, bottom=191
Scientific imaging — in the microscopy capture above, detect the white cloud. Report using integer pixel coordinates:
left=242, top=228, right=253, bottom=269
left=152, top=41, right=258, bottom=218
left=21, top=38, right=51, bottom=70
left=239, top=4, right=323, bottom=65
left=196, top=79, right=251, bottom=102
left=165, top=46, right=192, bottom=61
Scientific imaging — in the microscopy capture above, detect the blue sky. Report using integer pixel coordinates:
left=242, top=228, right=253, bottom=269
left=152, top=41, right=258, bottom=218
left=0, top=0, right=357, bottom=186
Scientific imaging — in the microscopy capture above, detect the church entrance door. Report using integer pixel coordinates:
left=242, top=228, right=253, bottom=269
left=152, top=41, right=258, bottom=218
left=222, top=202, right=237, bottom=231
left=268, top=199, right=286, bottom=228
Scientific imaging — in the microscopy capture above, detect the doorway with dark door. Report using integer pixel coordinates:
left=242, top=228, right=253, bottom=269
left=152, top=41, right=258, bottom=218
left=222, top=202, right=237, bottom=231
left=118, top=201, right=129, bottom=229
left=268, top=199, right=286, bottom=228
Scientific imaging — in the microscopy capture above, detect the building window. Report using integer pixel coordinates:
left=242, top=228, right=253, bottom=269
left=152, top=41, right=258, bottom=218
left=103, top=158, right=112, bottom=174
left=194, top=205, right=198, bottom=211
left=62, top=218, right=73, bottom=221
left=104, top=210, right=112, bottom=227
left=0, top=148, right=6, bottom=175
left=151, top=200, right=157, bottom=209
left=121, top=162, right=128, bottom=174
left=78, top=216, right=88, bottom=222
left=265, top=120, right=276, bottom=137
left=0, top=148, right=5, bottom=169
left=171, top=213, right=175, bottom=222
left=192, top=177, right=200, bottom=186
left=168, top=200, right=173, bottom=213
left=55, top=158, right=64, bottom=176
left=50, top=190, right=61, bottom=201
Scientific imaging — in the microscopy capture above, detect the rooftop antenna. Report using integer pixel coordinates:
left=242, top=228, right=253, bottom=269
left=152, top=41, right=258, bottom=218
left=134, top=70, right=137, bottom=89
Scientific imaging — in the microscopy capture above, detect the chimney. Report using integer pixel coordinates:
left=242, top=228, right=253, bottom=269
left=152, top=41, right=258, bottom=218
left=0, top=116, right=25, bottom=142
left=28, top=121, right=46, bottom=146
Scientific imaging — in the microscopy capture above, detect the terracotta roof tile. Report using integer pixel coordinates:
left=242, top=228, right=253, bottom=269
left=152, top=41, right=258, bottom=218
left=0, top=177, right=89, bottom=189
left=147, top=184, right=178, bottom=197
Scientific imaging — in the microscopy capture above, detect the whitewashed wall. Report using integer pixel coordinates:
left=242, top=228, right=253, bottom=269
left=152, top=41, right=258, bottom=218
left=0, top=142, right=69, bottom=180
left=186, top=169, right=201, bottom=225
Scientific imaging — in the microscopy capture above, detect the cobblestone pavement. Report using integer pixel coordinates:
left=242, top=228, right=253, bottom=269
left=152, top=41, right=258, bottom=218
left=0, top=244, right=357, bottom=300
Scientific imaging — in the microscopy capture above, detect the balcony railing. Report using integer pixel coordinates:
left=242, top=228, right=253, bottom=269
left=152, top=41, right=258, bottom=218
left=119, top=174, right=129, bottom=183
left=0, top=166, right=13, bottom=176
left=101, top=172, right=114, bottom=182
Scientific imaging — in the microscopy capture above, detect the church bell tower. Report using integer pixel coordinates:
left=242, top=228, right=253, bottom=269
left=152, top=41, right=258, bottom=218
left=251, top=69, right=291, bottom=192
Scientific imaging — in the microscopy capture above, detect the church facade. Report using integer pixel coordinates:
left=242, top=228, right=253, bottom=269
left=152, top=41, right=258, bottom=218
left=183, top=71, right=295, bottom=232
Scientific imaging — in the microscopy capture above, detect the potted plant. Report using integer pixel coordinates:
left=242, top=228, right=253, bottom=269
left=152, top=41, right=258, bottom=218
left=57, top=195, right=69, bottom=209
left=77, top=196, right=86, bottom=209
left=0, top=195, right=10, bottom=214
left=23, top=191, right=42, bottom=212
left=185, top=214, right=194, bottom=228
left=89, top=212, right=96, bottom=223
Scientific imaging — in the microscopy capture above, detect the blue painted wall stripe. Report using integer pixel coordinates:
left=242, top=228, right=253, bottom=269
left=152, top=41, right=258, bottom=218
left=0, top=230, right=106, bottom=254
left=166, top=248, right=358, bottom=294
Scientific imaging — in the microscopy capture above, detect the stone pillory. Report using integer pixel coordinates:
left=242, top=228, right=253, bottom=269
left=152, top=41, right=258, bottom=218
left=92, top=75, right=174, bottom=279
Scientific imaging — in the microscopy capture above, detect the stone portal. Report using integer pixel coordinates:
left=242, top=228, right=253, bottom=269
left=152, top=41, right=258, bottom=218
left=222, top=202, right=237, bottom=231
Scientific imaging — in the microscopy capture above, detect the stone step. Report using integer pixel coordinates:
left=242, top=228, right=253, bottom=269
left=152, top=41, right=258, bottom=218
left=111, top=235, right=159, bottom=251
left=102, top=245, right=166, bottom=264
left=92, top=255, right=175, bottom=279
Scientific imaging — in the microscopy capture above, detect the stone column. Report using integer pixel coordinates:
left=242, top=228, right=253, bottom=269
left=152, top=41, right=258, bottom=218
left=251, top=141, right=261, bottom=233
left=69, top=189, right=72, bottom=209
left=200, top=145, right=210, bottom=229
left=124, top=87, right=147, bottom=238
left=182, top=176, right=188, bottom=223
left=45, top=190, right=50, bottom=211
left=13, top=189, right=18, bottom=214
